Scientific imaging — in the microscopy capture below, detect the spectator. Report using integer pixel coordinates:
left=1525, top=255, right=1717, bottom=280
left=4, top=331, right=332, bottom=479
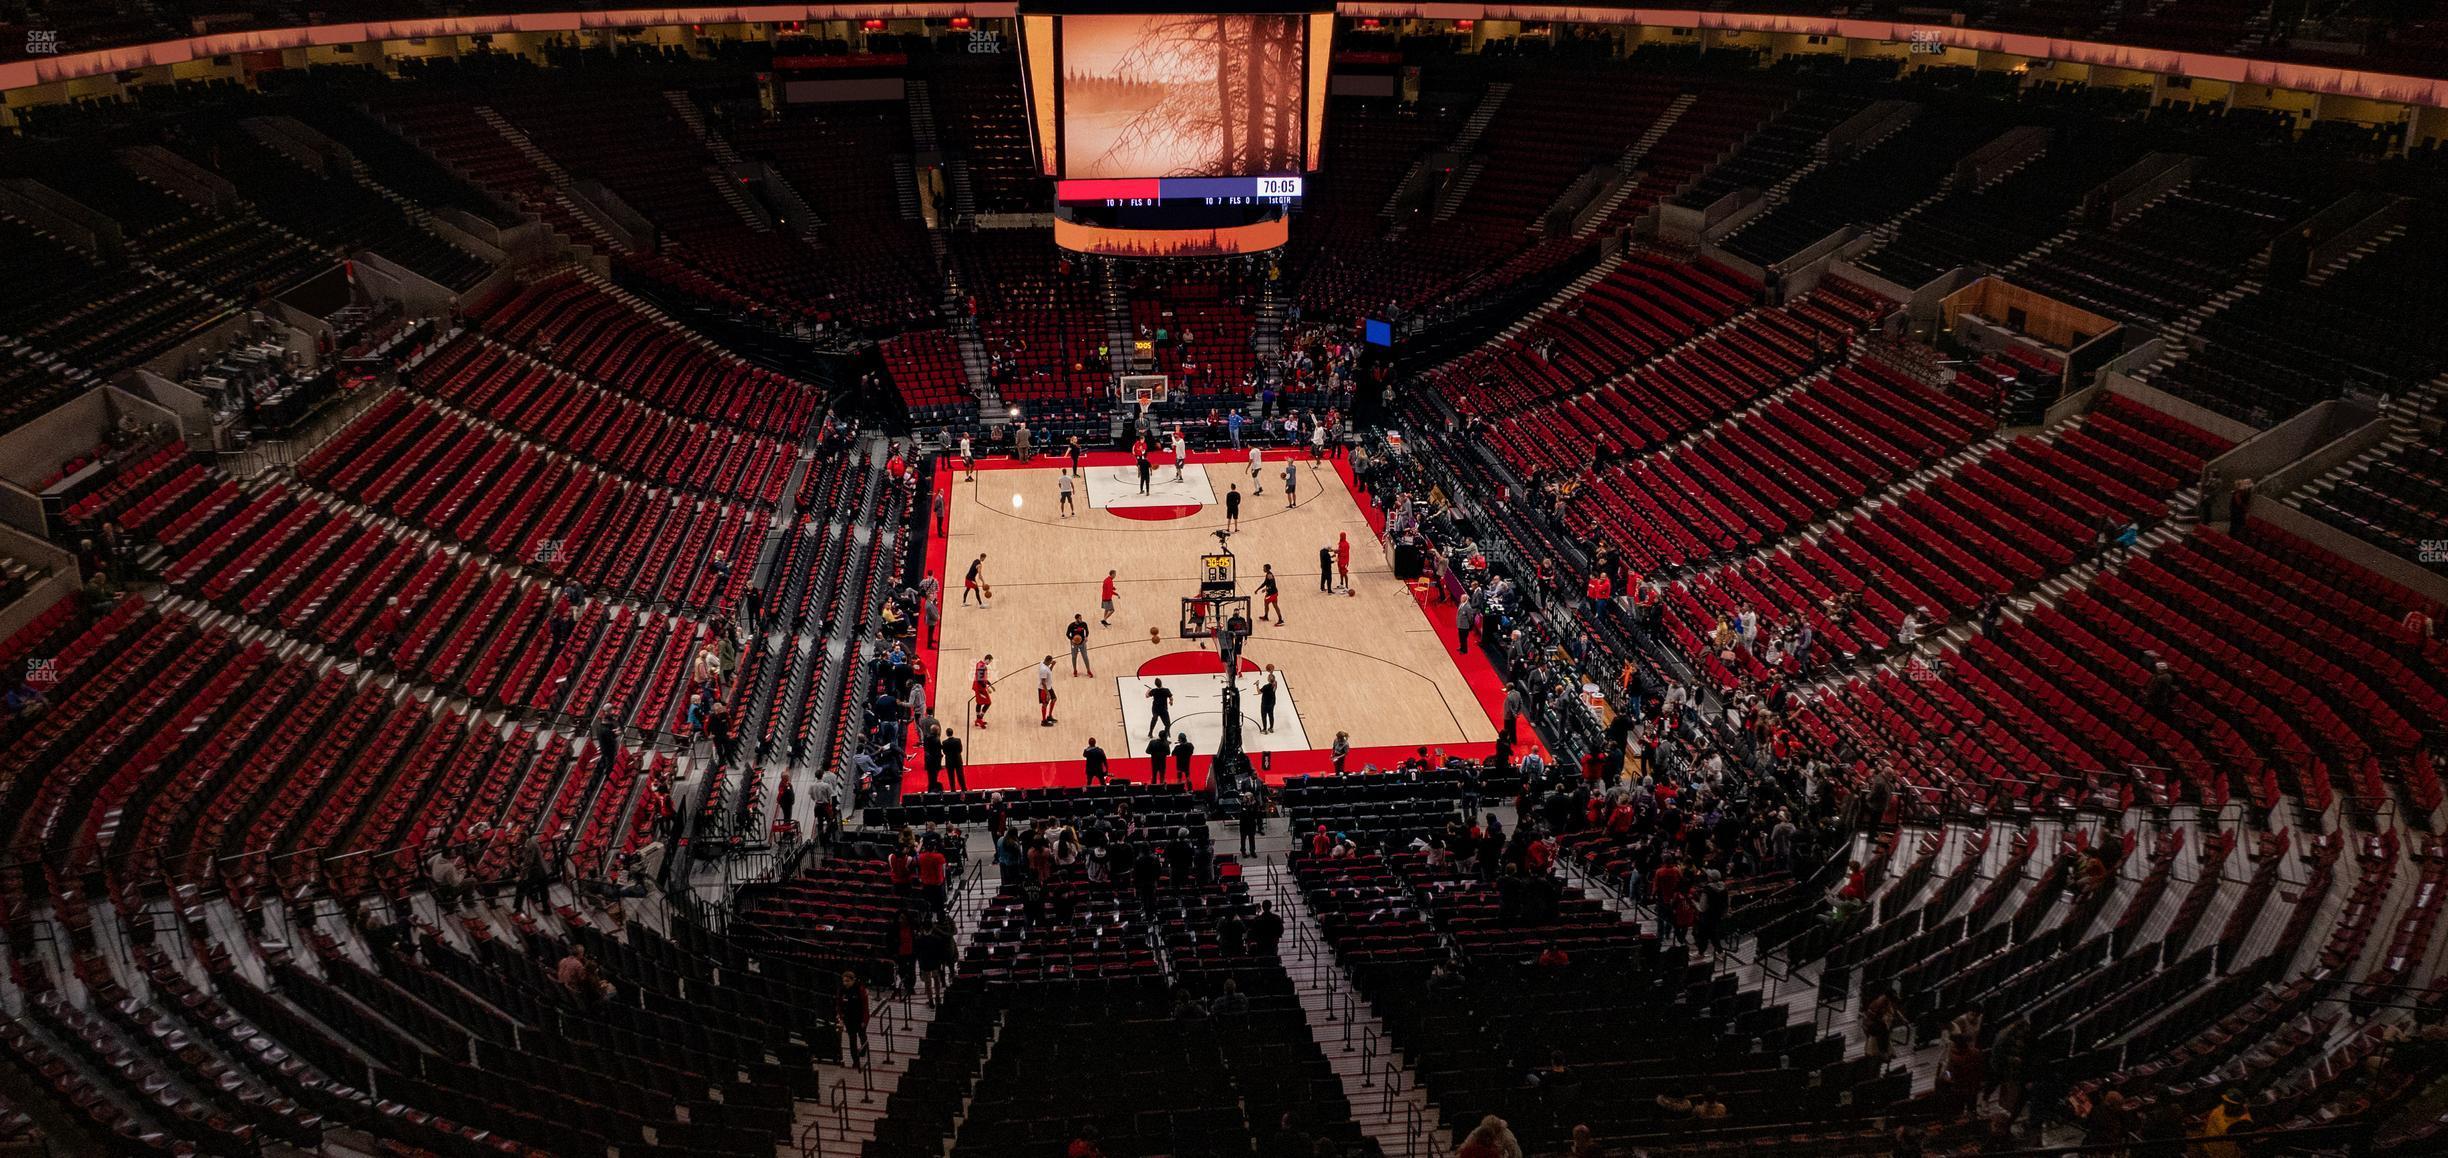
left=2192, top=1089, right=2254, bottom=1158
left=917, top=840, right=949, bottom=914
left=556, top=943, right=611, bottom=1004
left=837, top=970, right=871, bottom=1067
left=1940, top=1032, right=1986, bottom=1113
left=1249, top=900, right=1284, bottom=951
left=1457, top=1115, right=1522, bottom=1158
left=1862, top=985, right=1904, bottom=1062
left=514, top=828, right=553, bottom=913
left=890, top=909, right=919, bottom=995
left=425, top=846, right=469, bottom=910
left=918, top=913, right=956, bottom=1002
left=1217, top=911, right=1248, bottom=957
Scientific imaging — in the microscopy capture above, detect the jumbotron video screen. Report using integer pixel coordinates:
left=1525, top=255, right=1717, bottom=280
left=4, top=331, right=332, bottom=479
left=1021, top=4, right=1334, bottom=180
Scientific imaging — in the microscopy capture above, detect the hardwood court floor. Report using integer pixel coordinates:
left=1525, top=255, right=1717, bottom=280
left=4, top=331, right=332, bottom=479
left=922, top=450, right=1498, bottom=784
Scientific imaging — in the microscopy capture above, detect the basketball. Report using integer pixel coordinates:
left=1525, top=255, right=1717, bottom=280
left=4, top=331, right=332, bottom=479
left=1149, top=627, right=1161, bottom=645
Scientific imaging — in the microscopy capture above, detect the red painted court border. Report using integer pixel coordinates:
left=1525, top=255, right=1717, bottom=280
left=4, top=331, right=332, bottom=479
left=1109, top=503, right=1202, bottom=521
left=915, top=447, right=1536, bottom=792
left=1137, top=652, right=1262, bottom=677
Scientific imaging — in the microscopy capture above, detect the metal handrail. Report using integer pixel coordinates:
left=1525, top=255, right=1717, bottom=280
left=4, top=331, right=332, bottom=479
left=1359, top=1026, right=1377, bottom=1084
left=1340, top=986, right=1357, bottom=1051
left=830, top=1078, right=851, bottom=1149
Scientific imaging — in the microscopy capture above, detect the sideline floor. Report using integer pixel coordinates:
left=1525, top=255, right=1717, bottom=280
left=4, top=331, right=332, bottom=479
left=916, top=450, right=1513, bottom=790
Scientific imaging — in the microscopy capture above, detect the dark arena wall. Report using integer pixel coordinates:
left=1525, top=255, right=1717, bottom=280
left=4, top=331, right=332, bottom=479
left=0, top=8, right=2445, bottom=1158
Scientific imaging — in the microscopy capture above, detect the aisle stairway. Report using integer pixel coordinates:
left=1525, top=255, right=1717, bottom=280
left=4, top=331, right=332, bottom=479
left=1576, top=92, right=1699, bottom=238
left=1241, top=854, right=1445, bottom=1158
left=785, top=852, right=997, bottom=1158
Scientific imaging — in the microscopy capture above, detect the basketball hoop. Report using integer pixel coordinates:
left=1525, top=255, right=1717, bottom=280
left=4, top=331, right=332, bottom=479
left=1120, top=374, right=1168, bottom=414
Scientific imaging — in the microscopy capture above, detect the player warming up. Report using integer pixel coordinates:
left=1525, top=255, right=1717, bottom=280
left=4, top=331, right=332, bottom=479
left=963, top=554, right=989, bottom=607
left=1067, top=614, right=1093, bottom=676
left=1146, top=679, right=1175, bottom=737
left=1100, top=570, right=1119, bottom=626
left=970, top=654, right=995, bottom=728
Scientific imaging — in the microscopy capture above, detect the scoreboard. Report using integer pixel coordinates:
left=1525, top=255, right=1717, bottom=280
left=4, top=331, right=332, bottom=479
left=1057, top=175, right=1305, bottom=207
left=1200, top=552, right=1238, bottom=592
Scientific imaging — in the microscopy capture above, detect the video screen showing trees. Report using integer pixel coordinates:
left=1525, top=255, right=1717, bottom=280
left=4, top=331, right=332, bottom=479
left=1059, top=13, right=1305, bottom=180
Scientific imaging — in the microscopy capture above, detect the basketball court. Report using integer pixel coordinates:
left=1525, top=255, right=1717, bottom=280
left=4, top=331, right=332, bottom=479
left=915, top=449, right=1517, bottom=790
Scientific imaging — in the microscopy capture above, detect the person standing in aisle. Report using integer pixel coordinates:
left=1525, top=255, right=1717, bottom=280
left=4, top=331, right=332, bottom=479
left=592, top=703, right=621, bottom=787
left=706, top=699, right=736, bottom=767
left=940, top=732, right=967, bottom=792
left=514, top=827, right=553, bottom=914
left=1067, top=614, right=1094, bottom=676
left=1146, top=730, right=1171, bottom=783
left=1238, top=785, right=1265, bottom=855
left=838, top=970, right=871, bottom=1068
left=922, top=719, right=945, bottom=792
